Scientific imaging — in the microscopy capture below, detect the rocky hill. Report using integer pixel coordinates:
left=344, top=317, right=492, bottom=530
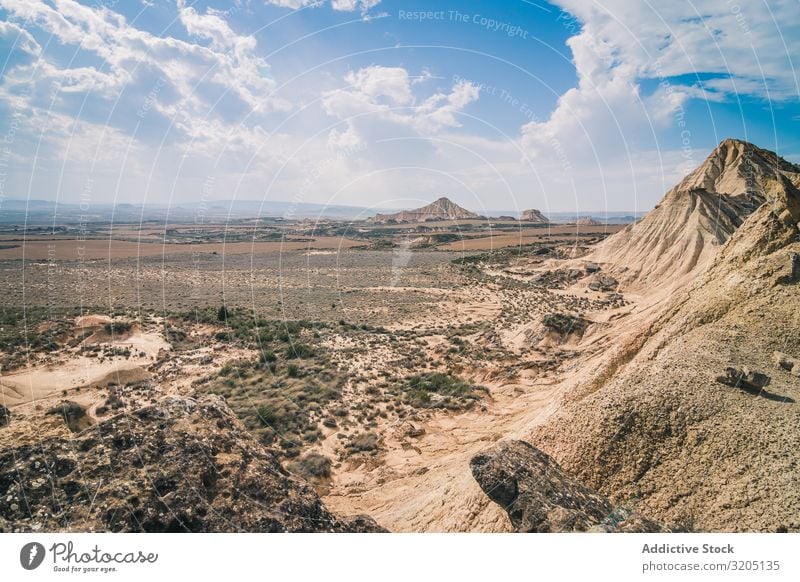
left=371, top=197, right=478, bottom=223
left=471, top=441, right=666, bottom=532
left=588, top=139, right=800, bottom=289
left=528, top=140, right=800, bottom=531
left=0, top=395, right=384, bottom=532
left=520, top=208, right=549, bottom=223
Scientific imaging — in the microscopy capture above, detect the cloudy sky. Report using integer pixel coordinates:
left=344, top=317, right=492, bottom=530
left=0, top=0, right=798, bottom=214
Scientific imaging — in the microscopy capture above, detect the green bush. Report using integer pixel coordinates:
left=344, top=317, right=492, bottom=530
left=285, top=344, right=314, bottom=359
left=217, top=305, right=230, bottom=321
left=542, top=313, right=587, bottom=335
left=402, top=373, right=483, bottom=409
left=260, top=350, right=277, bottom=364
left=103, top=321, right=132, bottom=334
left=289, top=453, right=332, bottom=480
left=347, top=432, right=379, bottom=453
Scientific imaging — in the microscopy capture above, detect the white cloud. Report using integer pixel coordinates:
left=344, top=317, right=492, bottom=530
left=264, top=0, right=321, bottom=9
left=0, top=20, right=42, bottom=56
left=513, top=0, right=800, bottom=210
left=0, top=0, right=289, bottom=140
left=322, top=65, right=480, bottom=145
left=0, top=0, right=302, bottom=205
left=330, top=0, right=381, bottom=12
left=344, top=66, right=413, bottom=105
left=263, top=0, right=381, bottom=12
left=0, top=0, right=793, bottom=212
left=177, top=1, right=253, bottom=52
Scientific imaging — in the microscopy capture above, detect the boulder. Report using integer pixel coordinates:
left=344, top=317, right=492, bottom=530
left=587, top=273, right=618, bottom=292
left=716, top=367, right=771, bottom=393
left=773, top=351, right=797, bottom=372
left=470, top=440, right=666, bottom=532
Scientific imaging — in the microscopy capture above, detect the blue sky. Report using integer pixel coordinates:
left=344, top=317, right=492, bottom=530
left=0, top=0, right=798, bottom=214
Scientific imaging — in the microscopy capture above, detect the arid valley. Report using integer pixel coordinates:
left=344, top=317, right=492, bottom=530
left=1, top=139, right=798, bottom=534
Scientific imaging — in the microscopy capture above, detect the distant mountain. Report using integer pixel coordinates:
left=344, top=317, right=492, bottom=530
left=370, top=197, right=479, bottom=223
left=0, top=199, right=383, bottom=224
left=0, top=197, right=645, bottom=226
left=520, top=209, right=549, bottom=223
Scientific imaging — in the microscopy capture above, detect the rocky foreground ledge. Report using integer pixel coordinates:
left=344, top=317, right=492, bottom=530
left=470, top=440, right=666, bottom=532
left=0, top=395, right=383, bottom=533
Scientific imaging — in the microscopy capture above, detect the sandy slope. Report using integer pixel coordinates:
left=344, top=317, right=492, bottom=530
left=530, top=147, right=800, bottom=531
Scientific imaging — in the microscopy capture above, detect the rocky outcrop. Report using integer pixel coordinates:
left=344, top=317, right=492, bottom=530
left=678, top=138, right=800, bottom=199
left=470, top=441, right=666, bottom=532
left=371, top=197, right=478, bottom=223
left=0, top=395, right=384, bottom=532
left=520, top=209, right=549, bottom=223
left=575, top=216, right=602, bottom=226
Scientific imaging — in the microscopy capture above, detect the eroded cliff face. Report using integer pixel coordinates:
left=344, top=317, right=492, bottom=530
left=527, top=141, right=800, bottom=532
left=589, top=139, right=800, bottom=290
left=0, top=395, right=383, bottom=532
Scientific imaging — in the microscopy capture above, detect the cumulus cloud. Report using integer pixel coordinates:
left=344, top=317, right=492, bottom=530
left=0, top=0, right=287, bottom=146
left=515, top=0, right=800, bottom=210
left=0, top=0, right=793, bottom=211
left=322, top=65, right=480, bottom=146
left=531, top=0, right=799, bottom=138
left=344, top=66, right=414, bottom=105
left=0, top=20, right=42, bottom=56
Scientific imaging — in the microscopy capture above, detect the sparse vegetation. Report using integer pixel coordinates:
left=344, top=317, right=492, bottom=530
left=345, top=432, right=380, bottom=455
left=103, top=321, right=132, bottom=335
left=400, top=372, right=486, bottom=409
left=288, top=452, right=332, bottom=480
left=204, top=353, right=343, bottom=455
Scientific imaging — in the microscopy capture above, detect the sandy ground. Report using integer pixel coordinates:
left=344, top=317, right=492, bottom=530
left=0, top=327, right=169, bottom=407
left=323, top=376, right=563, bottom=531
left=0, top=235, right=630, bottom=532
left=316, top=264, right=625, bottom=531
